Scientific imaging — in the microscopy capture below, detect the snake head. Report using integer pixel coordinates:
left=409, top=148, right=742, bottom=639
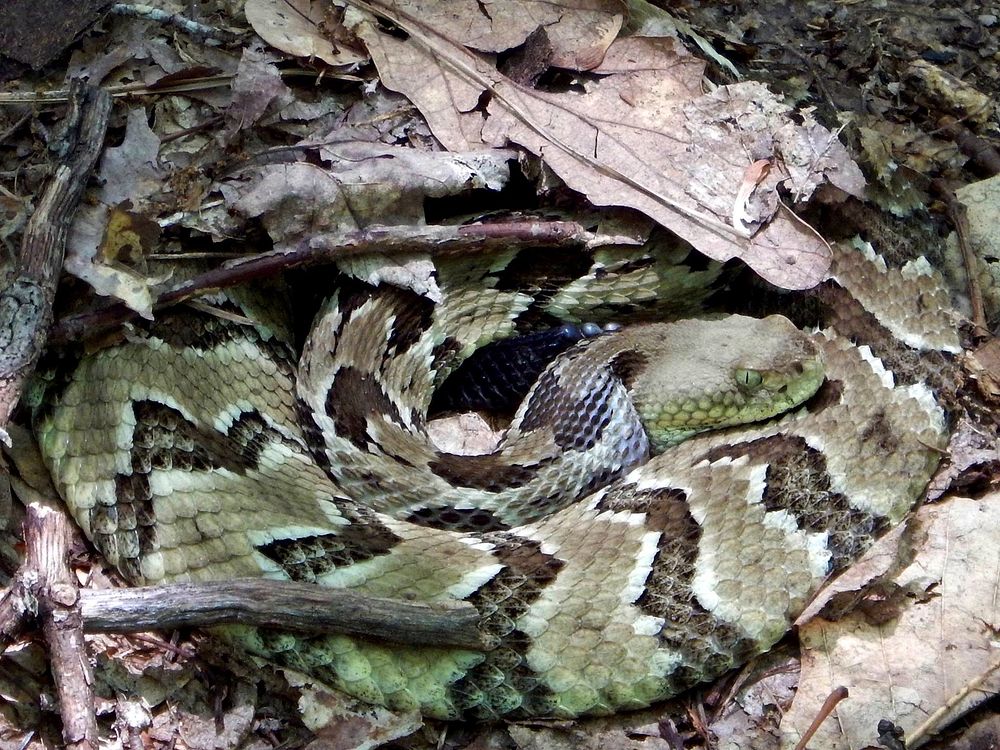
left=604, top=315, right=825, bottom=453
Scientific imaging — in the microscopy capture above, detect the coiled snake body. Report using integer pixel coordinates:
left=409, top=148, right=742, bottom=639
left=33, top=244, right=954, bottom=720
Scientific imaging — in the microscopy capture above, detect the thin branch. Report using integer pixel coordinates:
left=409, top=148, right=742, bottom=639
left=930, top=179, right=988, bottom=332
left=937, top=116, right=1000, bottom=176
left=110, top=4, right=241, bottom=43
left=0, top=82, right=110, bottom=750
left=0, top=69, right=351, bottom=106
left=791, top=686, right=849, bottom=750
left=79, top=580, right=484, bottom=649
left=49, top=219, right=618, bottom=345
left=907, top=656, right=1000, bottom=748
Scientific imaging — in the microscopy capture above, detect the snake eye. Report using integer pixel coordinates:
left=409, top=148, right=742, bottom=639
left=735, top=368, right=764, bottom=392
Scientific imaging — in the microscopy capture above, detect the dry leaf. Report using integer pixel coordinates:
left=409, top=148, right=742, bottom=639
left=781, top=495, right=1000, bottom=749
left=509, top=719, right=670, bottom=750
left=246, top=0, right=367, bottom=67
left=96, top=107, right=166, bottom=208
left=352, top=7, right=865, bottom=289
left=338, top=253, right=441, bottom=301
left=65, top=204, right=158, bottom=318
left=227, top=143, right=514, bottom=248
left=286, top=671, right=423, bottom=750
left=223, top=47, right=294, bottom=143
left=61, top=107, right=172, bottom=315
left=427, top=413, right=502, bottom=455
left=338, top=0, right=624, bottom=71
left=793, top=521, right=912, bottom=627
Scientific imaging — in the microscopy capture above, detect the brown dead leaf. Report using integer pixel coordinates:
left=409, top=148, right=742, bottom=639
left=62, top=107, right=168, bottom=313
left=97, top=107, right=166, bottom=208
left=66, top=204, right=159, bottom=318
left=793, top=521, right=913, bottom=627
left=338, top=0, right=625, bottom=71
left=226, top=143, right=513, bottom=249
left=508, top=720, right=670, bottom=750
left=708, top=660, right=799, bottom=750
left=286, top=671, right=423, bottom=750
left=223, top=48, right=294, bottom=143
left=781, top=495, right=1000, bottom=749
left=351, top=5, right=864, bottom=289
left=926, top=417, right=1000, bottom=501
left=171, top=681, right=257, bottom=749
left=228, top=161, right=354, bottom=246
left=246, top=0, right=367, bottom=67
left=338, top=254, right=440, bottom=301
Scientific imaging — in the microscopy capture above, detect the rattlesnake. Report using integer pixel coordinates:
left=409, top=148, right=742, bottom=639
left=31, top=239, right=958, bottom=720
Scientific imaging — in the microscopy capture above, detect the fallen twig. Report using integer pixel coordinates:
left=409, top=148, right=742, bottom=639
left=791, top=686, right=849, bottom=750
left=938, top=116, right=1000, bottom=177
left=49, top=219, right=618, bottom=344
left=26, top=500, right=97, bottom=750
left=907, top=656, right=1000, bottom=748
left=0, top=81, right=109, bottom=750
left=110, top=3, right=241, bottom=43
left=930, top=179, right=988, bottom=332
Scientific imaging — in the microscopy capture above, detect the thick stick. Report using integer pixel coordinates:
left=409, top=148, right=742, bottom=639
left=27, top=501, right=97, bottom=750
left=79, top=580, right=484, bottom=649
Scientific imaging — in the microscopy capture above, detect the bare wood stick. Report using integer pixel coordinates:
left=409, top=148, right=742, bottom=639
left=907, top=655, right=1000, bottom=748
left=49, top=219, right=619, bottom=345
left=25, top=500, right=98, bottom=750
left=0, top=81, right=111, bottom=433
left=937, top=116, right=1000, bottom=176
left=79, top=580, right=484, bottom=649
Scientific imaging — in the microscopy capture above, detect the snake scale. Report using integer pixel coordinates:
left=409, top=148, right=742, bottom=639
left=32, top=239, right=958, bottom=720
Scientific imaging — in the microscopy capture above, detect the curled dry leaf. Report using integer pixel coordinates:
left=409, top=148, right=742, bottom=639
left=245, top=0, right=367, bottom=67
left=349, top=2, right=866, bottom=289
left=97, top=107, right=166, bottom=209
left=427, top=412, right=502, bottom=456
left=65, top=108, right=168, bottom=316
left=781, top=495, right=1000, bottom=749
left=338, top=253, right=441, bottom=301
